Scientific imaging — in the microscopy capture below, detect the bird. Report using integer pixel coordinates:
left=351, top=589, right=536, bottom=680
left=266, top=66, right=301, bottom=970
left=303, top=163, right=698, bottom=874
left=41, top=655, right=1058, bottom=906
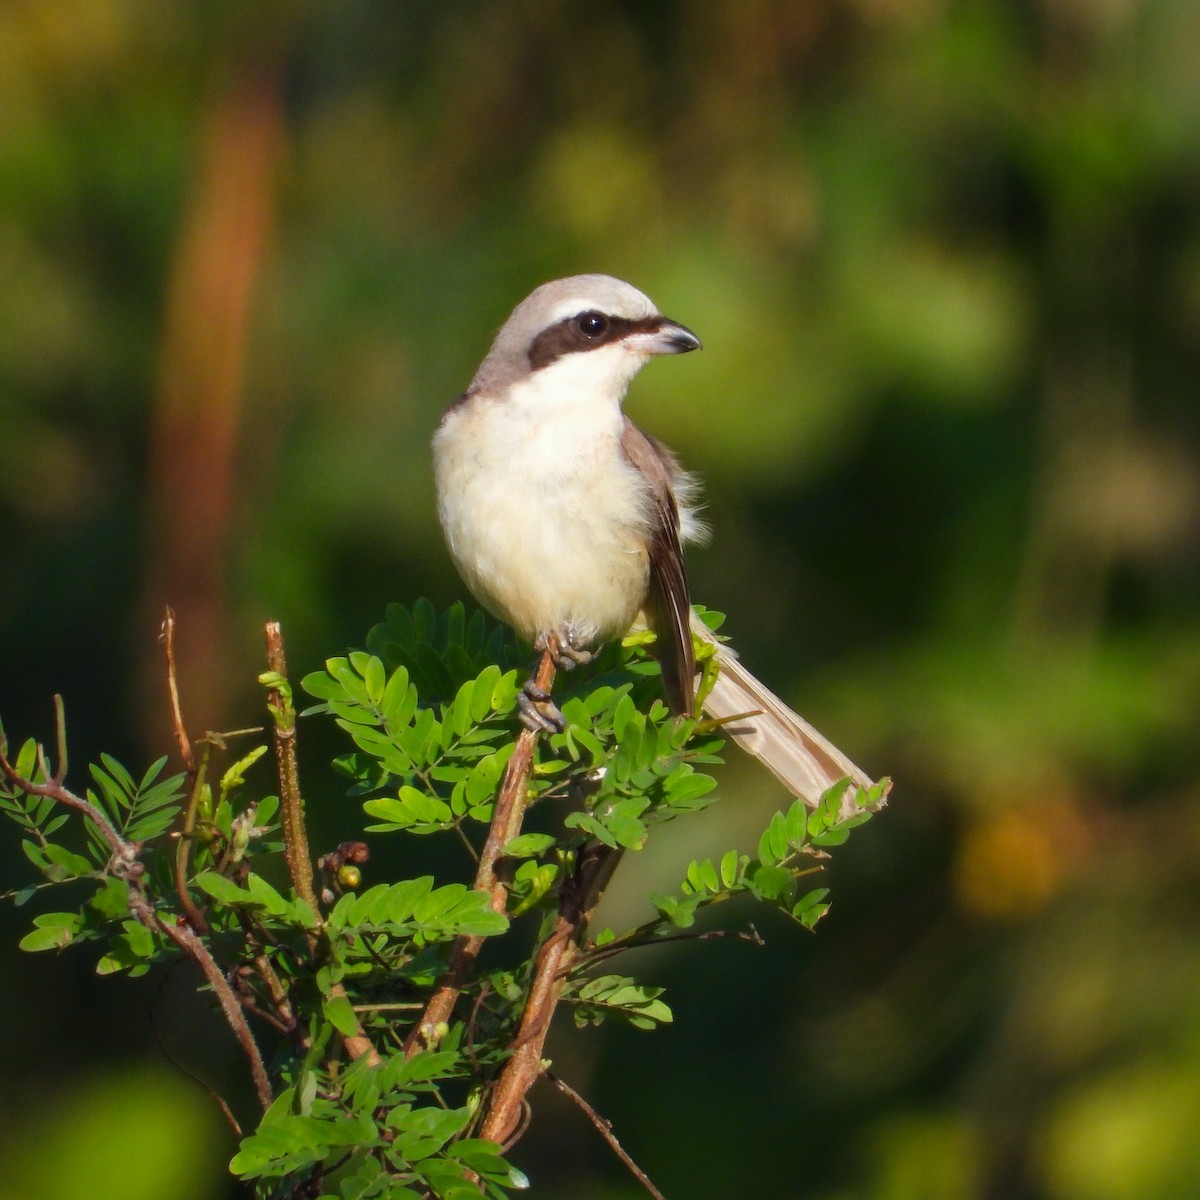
left=432, top=274, right=879, bottom=810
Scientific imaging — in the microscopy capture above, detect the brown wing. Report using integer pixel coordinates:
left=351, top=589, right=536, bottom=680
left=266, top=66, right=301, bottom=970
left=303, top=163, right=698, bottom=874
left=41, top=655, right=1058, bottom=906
left=619, top=418, right=695, bottom=716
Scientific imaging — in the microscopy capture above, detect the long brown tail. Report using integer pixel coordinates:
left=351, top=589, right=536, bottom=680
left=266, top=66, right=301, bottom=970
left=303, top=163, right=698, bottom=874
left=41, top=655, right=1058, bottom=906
left=692, top=614, right=886, bottom=817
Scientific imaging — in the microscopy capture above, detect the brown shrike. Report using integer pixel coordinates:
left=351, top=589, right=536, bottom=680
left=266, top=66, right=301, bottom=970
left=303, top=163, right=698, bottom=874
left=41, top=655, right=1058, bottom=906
left=433, top=275, right=877, bottom=809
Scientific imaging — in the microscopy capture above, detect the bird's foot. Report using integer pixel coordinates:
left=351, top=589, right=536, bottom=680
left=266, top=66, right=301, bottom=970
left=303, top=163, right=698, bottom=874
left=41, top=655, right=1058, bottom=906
left=534, top=626, right=595, bottom=673
left=518, top=681, right=565, bottom=733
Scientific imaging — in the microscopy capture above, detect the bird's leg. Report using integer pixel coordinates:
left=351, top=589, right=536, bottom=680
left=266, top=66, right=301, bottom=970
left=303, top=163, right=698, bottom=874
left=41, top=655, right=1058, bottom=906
left=517, top=627, right=594, bottom=733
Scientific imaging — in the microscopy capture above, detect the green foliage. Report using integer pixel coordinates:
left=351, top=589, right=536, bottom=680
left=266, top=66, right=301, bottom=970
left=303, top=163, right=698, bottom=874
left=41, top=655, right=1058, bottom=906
left=1, top=603, right=878, bottom=1197
left=231, top=1050, right=522, bottom=1198
left=302, top=605, right=523, bottom=835
left=565, top=974, right=673, bottom=1031
left=88, top=755, right=186, bottom=847
left=649, top=780, right=887, bottom=934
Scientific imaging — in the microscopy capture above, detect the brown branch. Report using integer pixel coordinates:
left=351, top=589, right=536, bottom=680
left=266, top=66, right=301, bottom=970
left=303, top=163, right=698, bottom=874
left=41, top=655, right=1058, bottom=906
left=480, top=840, right=623, bottom=1146
left=547, top=1070, right=668, bottom=1200
left=576, top=924, right=766, bottom=975
left=405, top=649, right=557, bottom=1054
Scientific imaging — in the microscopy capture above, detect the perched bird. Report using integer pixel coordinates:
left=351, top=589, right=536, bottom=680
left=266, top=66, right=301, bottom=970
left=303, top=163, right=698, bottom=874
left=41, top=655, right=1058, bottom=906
left=433, top=274, right=878, bottom=809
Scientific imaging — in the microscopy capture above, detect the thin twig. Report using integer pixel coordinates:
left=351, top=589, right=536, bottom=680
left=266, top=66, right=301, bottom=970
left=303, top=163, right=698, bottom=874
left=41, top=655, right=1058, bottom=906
left=51, top=694, right=68, bottom=785
left=161, top=607, right=195, bottom=773
left=162, top=607, right=214, bottom=932
left=141, top=898, right=273, bottom=1110
left=173, top=742, right=212, bottom=934
left=0, top=703, right=273, bottom=1110
left=405, top=649, right=557, bottom=1055
left=574, top=920, right=766, bottom=971
left=547, top=1070, right=668, bottom=1200
left=253, top=950, right=299, bottom=1034
left=151, top=997, right=245, bottom=1138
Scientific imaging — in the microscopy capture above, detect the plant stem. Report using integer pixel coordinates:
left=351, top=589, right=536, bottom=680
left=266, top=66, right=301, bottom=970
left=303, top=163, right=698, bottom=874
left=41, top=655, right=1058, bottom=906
left=261, top=621, right=380, bottom=1067
left=262, top=621, right=318, bottom=916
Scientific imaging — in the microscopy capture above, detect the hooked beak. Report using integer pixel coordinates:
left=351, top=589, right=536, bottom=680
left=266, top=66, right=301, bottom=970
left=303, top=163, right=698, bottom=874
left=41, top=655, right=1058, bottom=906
left=624, top=317, right=702, bottom=357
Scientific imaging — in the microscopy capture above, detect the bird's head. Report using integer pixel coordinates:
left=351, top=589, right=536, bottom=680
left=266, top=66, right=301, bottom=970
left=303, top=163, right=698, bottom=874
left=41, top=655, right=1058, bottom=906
left=468, top=274, right=701, bottom=402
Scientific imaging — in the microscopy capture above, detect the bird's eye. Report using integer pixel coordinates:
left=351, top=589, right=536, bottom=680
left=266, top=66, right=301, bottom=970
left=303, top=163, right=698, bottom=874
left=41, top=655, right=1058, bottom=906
left=575, top=311, right=609, bottom=339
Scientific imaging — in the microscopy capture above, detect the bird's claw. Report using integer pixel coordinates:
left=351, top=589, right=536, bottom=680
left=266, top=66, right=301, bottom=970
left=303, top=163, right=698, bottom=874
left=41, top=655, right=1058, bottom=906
left=518, top=683, right=565, bottom=733
left=534, top=627, right=595, bottom=673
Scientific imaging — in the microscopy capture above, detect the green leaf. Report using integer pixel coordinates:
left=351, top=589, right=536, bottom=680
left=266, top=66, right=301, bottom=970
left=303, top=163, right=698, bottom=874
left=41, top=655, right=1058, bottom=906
left=95, top=920, right=157, bottom=975
left=390, top=1104, right=472, bottom=1160
left=448, top=678, right=476, bottom=737
left=570, top=974, right=673, bottom=1029
left=792, top=888, right=832, bottom=929
left=323, top=993, right=361, bottom=1037
left=218, top=745, right=268, bottom=798
left=87, top=876, right=130, bottom=918
left=299, top=669, right=340, bottom=701
left=463, top=749, right=508, bottom=815
left=20, top=911, right=82, bottom=951
left=685, top=858, right=721, bottom=895
left=603, top=797, right=650, bottom=850
left=719, top=848, right=742, bottom=888
left=783, top=798, right=809, bottom=849
left=564, top=810, right=620, bottom=849
left=334, top=877, right=433, bottom=928
left=23, top=839, right=92, bottom=881
left=381, top=665, right=418, bottom=730
left=193, top=870, right=253, bottom=904
left=758, top=811, right=790, bottom=867
left=663, top=769, right=719, bottom=808
left=244, top=872, right=291, bottom=916
left=390, top=1049, right=462, bottom=1086
left=363, top=786, right=453, bottom=834
left=502, top=833, right=556, bottom=858
left=509, top=861, right=558, bottom=917
left=748, top=864, right=797, bottom=905
left=652, top=892, right=699, bottom=928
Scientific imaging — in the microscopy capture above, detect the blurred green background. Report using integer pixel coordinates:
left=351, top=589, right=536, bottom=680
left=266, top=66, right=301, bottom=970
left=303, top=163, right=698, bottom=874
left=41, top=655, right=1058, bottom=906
left=3, top=1, right=1200, bottom=1197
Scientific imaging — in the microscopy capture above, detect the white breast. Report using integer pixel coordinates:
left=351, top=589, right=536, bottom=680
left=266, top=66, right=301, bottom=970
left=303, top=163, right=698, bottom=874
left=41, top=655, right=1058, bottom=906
left=433, top=349, right=655, bottom=648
